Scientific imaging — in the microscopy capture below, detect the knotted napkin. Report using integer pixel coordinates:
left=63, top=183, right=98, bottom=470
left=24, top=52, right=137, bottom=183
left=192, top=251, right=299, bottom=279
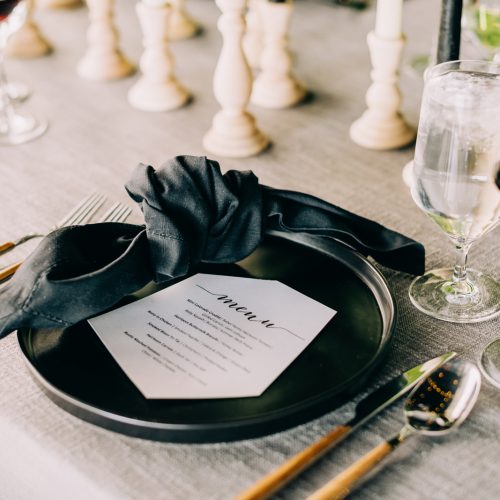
left=0, top=155, right=424, bottom=337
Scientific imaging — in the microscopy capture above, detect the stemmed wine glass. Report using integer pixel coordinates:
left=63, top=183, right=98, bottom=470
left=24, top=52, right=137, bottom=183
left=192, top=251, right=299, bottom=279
left=479, top=160, right=500, bottom=387
left=409, top=60, right=500, bottom=323
left=463, top=0, right=500, bottom=62
left=0, top=0, right=47, bottom=145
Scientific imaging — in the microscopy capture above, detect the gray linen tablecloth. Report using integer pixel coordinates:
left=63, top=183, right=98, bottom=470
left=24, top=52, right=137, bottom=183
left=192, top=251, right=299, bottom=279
left=0, top=0, right=499, bottom=498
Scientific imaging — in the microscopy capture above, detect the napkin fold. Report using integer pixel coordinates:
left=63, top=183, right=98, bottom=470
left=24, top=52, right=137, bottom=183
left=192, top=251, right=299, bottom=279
left=0, top=155, right=424, bottom=337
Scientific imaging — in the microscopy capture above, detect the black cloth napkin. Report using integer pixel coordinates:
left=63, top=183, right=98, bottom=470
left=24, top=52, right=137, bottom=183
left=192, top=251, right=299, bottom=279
left=0, top=155, right=425, bottom=337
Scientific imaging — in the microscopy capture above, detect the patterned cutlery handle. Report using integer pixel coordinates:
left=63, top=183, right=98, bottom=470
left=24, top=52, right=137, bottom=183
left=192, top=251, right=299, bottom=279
left=307, top=441, right=396, bottom=500
left=235, top=425, right=351, bottom=500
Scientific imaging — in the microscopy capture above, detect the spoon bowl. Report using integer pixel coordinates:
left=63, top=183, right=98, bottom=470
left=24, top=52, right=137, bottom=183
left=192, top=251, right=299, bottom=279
left=307, top=358, right=481, bottom=500
left=404, top=358, right=482, bottom=436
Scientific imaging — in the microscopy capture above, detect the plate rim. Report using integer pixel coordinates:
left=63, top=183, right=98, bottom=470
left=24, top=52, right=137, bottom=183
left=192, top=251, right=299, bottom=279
left=17, top=230, right=397, bottom=442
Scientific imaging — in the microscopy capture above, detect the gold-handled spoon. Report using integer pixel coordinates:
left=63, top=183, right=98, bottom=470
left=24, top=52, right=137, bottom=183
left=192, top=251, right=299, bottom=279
left=308, top=358, right=481, bottom=500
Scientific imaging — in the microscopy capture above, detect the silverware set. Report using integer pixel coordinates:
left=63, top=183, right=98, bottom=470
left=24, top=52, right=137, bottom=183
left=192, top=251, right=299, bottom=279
left=0, top=193, right=132, bottom=282
left=236, top=355, right=481, bottom=500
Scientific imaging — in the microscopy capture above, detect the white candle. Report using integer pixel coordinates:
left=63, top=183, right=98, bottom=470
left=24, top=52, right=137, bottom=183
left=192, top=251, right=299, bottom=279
left=375, top=0, right=403, bottom=40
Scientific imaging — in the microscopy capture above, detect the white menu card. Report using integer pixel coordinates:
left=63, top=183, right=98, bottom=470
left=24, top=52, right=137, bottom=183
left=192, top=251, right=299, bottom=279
left=88, top=274, right=336, bottom=399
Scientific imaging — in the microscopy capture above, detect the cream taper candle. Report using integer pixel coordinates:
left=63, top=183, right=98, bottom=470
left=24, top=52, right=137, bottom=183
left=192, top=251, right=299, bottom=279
left=375, top=0, right=403, bottom=39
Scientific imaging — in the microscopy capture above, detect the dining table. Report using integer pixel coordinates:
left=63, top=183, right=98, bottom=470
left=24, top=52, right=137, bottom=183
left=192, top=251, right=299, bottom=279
left=0, top=0, right=499, bottom=498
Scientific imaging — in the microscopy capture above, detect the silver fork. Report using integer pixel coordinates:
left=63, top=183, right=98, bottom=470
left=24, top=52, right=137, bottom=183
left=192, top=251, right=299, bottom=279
left=0, top=200, right=132, bottom=282
left=0, top=192, right=106, bottom=255
left=98, top=202, right=133, bottom=223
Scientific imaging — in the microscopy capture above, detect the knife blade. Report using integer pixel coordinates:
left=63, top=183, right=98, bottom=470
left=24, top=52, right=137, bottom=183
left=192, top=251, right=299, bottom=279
left=235, top=351, right=457, bottom=500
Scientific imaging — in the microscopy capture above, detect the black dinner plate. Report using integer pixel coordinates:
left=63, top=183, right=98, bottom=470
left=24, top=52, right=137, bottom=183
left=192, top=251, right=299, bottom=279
left=18, top=231, right=396, bottom=443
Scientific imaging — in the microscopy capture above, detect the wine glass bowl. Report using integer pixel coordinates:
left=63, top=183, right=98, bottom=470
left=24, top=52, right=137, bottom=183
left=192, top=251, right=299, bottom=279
left=409, top=60, right=500, bottom=323
left=0, top=0, right=47, bottom=145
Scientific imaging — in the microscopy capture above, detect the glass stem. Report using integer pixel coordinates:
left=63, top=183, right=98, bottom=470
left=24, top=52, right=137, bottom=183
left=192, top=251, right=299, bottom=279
left=448, top=242, right=476, bottom=299
left=452, top=243, right=470, bottom=284
left=440, top=243, right=477, bottom=305
left=0, top=26, right=15, bottom=135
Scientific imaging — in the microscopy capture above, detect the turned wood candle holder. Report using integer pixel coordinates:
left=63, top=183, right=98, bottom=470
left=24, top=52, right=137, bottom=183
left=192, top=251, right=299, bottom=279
left=251, top=0, right=305, bottom=109
left=203, top=0, right=268, bottom=158
left=77, top=0, right=134, bottom=81
left=350, top=31, right=415, bottom=150
left=168, top=0, right=200, bottom=40
left=243, top=0, right=262, bottom=68
left=128, top=1, right=190, bottom=112
left=6, top=0, right=52, bottom=58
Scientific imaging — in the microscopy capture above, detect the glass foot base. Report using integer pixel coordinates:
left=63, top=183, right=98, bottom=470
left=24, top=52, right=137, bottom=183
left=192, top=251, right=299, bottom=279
left=480, top=339, right=500, bottom=389
left=0, top=112, right=48, bottom=145
left=409, top=268, right=500, bottom=323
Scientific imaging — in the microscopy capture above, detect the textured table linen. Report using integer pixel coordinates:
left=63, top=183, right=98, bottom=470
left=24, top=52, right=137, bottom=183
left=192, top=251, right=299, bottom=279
left=0, top=0, right=499, bottom=499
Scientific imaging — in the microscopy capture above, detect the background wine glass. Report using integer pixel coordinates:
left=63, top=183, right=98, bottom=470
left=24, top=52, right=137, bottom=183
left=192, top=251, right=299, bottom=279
left=1, top=0, right=31, bottom=102
left=0, top=0, right=47, bottom=145
left=479, top=163, right=500, bottom=387
left=463, top=0, right=500, bottom=62
left=409, top=60, right=500, bottom=323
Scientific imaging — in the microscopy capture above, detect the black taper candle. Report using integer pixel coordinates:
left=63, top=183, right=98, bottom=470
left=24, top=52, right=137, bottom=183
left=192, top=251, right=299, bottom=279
left=436, top=0, right=463, bottom=64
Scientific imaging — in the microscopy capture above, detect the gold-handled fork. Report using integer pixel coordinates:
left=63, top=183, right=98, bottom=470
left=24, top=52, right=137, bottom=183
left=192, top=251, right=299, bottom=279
left=0, top=192, right=106, bottom=255
left=0, top=200, right=133, bottom=282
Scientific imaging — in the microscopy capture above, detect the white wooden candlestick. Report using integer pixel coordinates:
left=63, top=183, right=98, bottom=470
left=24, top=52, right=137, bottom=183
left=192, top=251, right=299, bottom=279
left=350, top=31, right=415, bottom=150
left=77, top=0, right=134, bottom=81
left=203, top=0, right=268, bottom=158
left=251, top=0, right=305, bottom=109
left=243, top=0, right=262, bottom=68
left=6, top=0, right=52, bottom=58
left=128, top=1, right=190, bottom=112
left=168, top=0, right=200, bottom=40
left=36, top=0, right=82, bottom=7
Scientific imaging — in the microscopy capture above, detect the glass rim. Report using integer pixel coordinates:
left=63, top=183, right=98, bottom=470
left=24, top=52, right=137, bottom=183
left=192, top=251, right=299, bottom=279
left=424, top=59, right=500, bottom=82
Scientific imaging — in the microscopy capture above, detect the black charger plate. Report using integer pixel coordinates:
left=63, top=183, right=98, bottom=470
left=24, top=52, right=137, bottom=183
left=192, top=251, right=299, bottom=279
left=18, top=231, right=396, bottom=443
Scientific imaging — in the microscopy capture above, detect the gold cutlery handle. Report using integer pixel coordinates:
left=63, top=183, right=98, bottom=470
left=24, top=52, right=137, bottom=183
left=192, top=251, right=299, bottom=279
left=235, top=425, right=351, bottom=500
left=307, top=441, right=394, bottom=500
left=0, top=261, right=22, bottom=281
left=0, top=241, right=15, bottom=254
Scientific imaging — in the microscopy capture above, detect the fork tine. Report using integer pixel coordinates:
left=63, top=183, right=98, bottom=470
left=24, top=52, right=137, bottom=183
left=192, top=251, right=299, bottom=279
left=56, top=192, right=98, bottom=227
left=71, top=193, right=106, bottom=225
left=98, top=202, right=120, bottom=223
left=98, top=203, right=132, bottom=223
left=55, top=193, right=106, bottom=228
left=115, top=205, right=132, bottom=223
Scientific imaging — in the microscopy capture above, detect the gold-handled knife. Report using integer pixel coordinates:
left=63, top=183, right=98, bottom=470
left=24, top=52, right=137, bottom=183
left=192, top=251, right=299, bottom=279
left=235, top=351, right=457, bottom=500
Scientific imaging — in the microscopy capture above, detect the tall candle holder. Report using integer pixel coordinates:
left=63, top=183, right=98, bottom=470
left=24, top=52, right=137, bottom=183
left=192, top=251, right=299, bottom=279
left=168, top=0, right=199, bottom=40
left=77, top=0, right=134, bottom=81
left=251, top=0, right=305, bottom=109
left=350, top=31, right=415, bottom=150
left=128, top=1, right=190, bottom=112
left=243, top=0, right=262, bottom=68
left=6, top=0, right=52, bottom=58
left=203, top=0, right=268, bottom=158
